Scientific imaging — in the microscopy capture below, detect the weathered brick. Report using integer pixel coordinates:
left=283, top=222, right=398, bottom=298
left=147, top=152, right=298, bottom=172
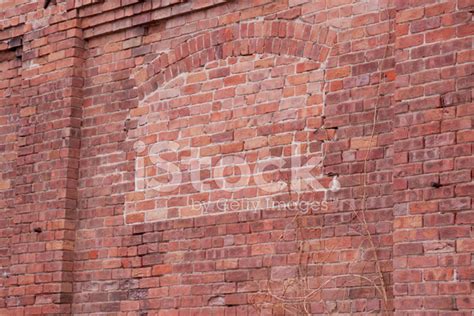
left=1, top=1, right=472, bottom=315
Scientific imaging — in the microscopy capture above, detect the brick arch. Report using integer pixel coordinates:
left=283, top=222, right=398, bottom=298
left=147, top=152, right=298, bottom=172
left=133, top=20, right=338, bottom=101
left=125, top=19, right=339, bottom=224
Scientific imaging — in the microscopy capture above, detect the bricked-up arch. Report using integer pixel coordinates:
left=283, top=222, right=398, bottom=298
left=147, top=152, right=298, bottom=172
left=133, top=20, right=337, bottom=101
left=126, top=20, right=338, bottom=224
left=3, top=0, right=474, bottom=313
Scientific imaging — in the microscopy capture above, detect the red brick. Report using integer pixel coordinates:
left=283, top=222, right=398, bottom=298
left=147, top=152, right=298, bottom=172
left=397, top=34, right=424, bottom=49
left=326, top=66, right=350, bottom=79
left=426, top=28, right=456, bottom=43
left=394, top=270, right=422, bottom=283
left=397, top=8, right=424, bottom=23
left=394, top=243, right=424, bottom=256
left=2, top=1, right=473, bottom=315
left=424, top=296, right=454, bottom=309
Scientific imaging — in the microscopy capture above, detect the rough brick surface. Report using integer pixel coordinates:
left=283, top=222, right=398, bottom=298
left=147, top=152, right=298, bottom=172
left=0, top=0, right=472, bottom=315
left=392, top=0, right=473, bottom=314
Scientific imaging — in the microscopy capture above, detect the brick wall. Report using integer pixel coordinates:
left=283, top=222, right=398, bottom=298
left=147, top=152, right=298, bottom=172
left=393, top=0, right=473, bottom=313
left=0, top=0, right=472, bottom=315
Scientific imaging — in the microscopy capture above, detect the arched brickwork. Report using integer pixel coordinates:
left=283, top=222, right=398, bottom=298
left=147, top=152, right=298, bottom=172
left=133, top=20, right=337, bottom=101
left=126, top=20, right=339, bottom=224
left=2, top=0, right=473, bottom=314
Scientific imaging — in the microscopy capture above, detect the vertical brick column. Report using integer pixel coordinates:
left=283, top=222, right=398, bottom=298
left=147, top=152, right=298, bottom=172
left=393, top=0, right=473, bottom=313
left=0, top=42, right=23, bottom=310
left=7, top=4, right=84, bottom=314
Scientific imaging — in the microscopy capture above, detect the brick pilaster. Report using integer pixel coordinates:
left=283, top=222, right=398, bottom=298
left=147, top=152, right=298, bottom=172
left=393, top=0, right=473, bottom=313
left=7, top=3, right=84, bottom=314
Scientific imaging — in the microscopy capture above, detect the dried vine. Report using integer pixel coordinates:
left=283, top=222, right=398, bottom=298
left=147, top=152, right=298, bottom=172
left=250, top=1, right=393, bottom=314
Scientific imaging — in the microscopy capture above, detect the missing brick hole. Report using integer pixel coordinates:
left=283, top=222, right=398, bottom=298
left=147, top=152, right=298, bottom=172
left=33, top=227, right=42, bottom=233
left=43, top=0, right=57, bottom=9
left=431, top=182, right=442, bottom=188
